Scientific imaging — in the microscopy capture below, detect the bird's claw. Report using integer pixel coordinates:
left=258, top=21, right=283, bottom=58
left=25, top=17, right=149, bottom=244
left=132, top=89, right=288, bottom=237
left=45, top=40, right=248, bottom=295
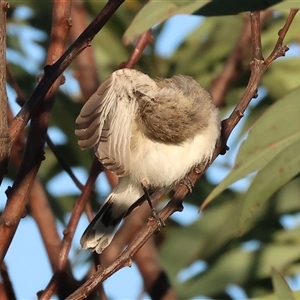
left=180, top=176, right=194, bottom=194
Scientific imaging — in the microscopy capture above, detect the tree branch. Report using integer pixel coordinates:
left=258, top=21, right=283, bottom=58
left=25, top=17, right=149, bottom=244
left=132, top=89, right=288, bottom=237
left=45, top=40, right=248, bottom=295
left=39, top=158, right=103, bottom=300
left=46, top=135, right=84, bottom=191
left=0, top=0, right=71, bottom=265
left=0, top=1, right=11, bottom=184
left=119, top=30, right=153, bottom=69
left=0, top=262, right=16, bottom=300
left=219, top=9, right=296, bottom=146
left=210, top=10, right=272, bottom=107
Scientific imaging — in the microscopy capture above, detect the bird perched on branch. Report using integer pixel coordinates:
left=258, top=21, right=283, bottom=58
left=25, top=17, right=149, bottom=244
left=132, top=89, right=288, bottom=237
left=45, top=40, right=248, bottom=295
left=75, top=68, right=220, bottom=254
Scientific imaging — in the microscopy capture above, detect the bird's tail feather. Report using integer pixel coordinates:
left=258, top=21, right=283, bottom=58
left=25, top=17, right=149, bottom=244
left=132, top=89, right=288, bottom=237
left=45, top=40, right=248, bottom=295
left=80, top=177, right=144, bottom=254
left=80, top=195, right=126, bottom=254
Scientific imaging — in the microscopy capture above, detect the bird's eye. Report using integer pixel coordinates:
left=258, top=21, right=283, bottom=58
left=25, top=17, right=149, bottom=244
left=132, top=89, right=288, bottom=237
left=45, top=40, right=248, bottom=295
left=150, top=98, right=156, bottom=102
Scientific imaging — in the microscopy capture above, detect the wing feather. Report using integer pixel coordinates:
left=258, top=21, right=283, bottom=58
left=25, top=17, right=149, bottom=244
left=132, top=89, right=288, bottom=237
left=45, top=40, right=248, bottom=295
left=75, top=68, right=156, bottom=176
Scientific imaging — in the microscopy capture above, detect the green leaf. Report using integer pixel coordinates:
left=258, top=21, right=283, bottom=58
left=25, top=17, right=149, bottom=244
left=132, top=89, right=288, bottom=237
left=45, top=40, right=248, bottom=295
left=262, top=59, right=300, bottom=99
left=123, top=0, right=287, bottom=44
left=271, top=267, right=295, bottom=300
left=123, top=0, right=210, bottom=44
left=202, top=86, right=300, bottom=208
left=272, top=0, right=300, bottom=10
left=239, top=140, right=300, bottom=231
left=178, top=244, right=300, bottom=298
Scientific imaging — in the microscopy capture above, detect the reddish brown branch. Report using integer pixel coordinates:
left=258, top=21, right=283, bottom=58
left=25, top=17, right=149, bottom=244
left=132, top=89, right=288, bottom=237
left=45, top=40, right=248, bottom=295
left=265, top=8, right=299, bottom=65
left=70, top=0, right=101, bottom=99
left=39, top=158, right=103, bottom=300
left=119, top=30, right=153, bottom=69
left=251, top=11, right=264, bottom=61
left=0, top=262, right=16, bottom=300
left=0, top=0, right=71, bottom=265
left=0, top=1, right=11, bottom=184
left=65, top=9, right=297, bottom=299
left=210, top=10, right=272, bottom=107
left=45, top=135, right=84, bottom=190
left=220, top=9, right=296, bottom=145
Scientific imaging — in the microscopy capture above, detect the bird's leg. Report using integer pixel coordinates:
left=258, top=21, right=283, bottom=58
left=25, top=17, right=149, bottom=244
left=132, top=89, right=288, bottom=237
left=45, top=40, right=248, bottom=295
left=140, top=182, right=165, bottom=230
left=180, top=175, right=194, bottom=194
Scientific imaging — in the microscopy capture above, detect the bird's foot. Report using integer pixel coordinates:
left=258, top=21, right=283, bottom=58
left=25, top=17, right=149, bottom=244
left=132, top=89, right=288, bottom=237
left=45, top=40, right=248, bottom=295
left=180, top=176, right=194, bottom=194
left=140, top=181, right=165, bottom=233
left=150, top=208, right=165, bottom=234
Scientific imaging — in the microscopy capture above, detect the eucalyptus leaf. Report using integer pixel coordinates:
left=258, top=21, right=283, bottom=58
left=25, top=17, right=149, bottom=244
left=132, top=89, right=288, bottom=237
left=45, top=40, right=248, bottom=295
left=272, top=0, right=300, bottom=10
left=202, top=86, right=300, bottom=208
left=123, top=0, right=287, bottom=45
left=271, top=267, right=295, bottom=300
left=239, top=139, right=300, bottom=231
left=178, top=245, right=300, bottom=298
left=123, top=0, right=210, bottom=45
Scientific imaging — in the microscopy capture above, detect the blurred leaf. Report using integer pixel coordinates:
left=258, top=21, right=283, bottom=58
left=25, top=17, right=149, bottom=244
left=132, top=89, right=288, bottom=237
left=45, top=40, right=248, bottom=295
left=272, top=1, right=300, bottom=10
left=170, top=15, right=243, bottom=89
left=271, top=267, right=295, bottom=300
left=160, top=194, right=264, bottom=283
left=124, top=0, right=287, bottom=44
left=123, top=0, right=210, bottom=44
left=262, top=59, right=300, bottom=99
left=177, top=245, right=300, bottom=298
left=239, top=140, right=300, bottom=231
left=202, top=86, right=300, bottom=208
left=273, top=225, right=300, bottom=244
left=275, top=177, right=300, bottom=214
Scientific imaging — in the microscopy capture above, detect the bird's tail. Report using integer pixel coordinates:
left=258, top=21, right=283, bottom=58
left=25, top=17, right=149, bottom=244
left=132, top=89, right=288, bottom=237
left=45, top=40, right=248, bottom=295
left=80, top=177, right=143, bottom=254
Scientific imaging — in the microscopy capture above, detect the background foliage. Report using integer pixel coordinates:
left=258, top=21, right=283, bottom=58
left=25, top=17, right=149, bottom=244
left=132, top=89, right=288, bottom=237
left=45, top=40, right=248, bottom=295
left=2, top=0, right=300, bottom=299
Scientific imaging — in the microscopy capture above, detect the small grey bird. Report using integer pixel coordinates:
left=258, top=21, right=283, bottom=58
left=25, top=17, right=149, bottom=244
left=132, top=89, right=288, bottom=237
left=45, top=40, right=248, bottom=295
left=75, top=68, right=220, bottom=254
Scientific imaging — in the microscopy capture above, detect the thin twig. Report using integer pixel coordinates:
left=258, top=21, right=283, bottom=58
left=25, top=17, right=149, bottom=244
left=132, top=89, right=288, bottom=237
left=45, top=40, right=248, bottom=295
left=265, top=8, right=299, bottom=65
left=210, top=10, right=272, bottom=107
left=0, top=1, right=11, bottom=184
left=66, top=10, right=298, bottom=299
left=119, top=30, right=153, bottom=69
left=70, top=0, right=101, bottom=99
left=251, top=10, right=264, bottom=61
left=0, top=262, right=16, bottom=300
left=219, top=10, right=295, bottom=146
left=39, top=158, right=103, bottom=300
left=45, top=135, right=84, bottom=190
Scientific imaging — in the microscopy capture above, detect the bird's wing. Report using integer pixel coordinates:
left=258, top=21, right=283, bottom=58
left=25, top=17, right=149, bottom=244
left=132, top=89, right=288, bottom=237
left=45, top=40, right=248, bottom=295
left=75, top=68, right=156, bottom=176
